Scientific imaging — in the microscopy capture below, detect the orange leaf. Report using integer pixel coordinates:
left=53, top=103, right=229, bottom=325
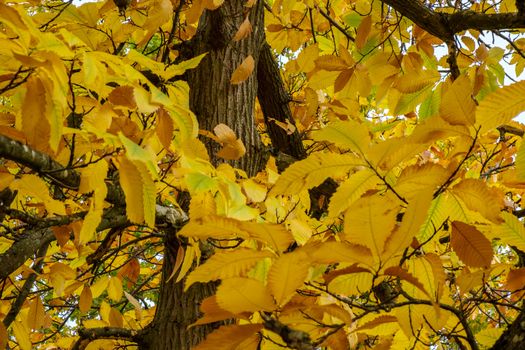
left=233, top=17, right=252, bottom=41
left=79, top=285, right=93, bottom=313
left=355, top=15, right=372, bottom=49
left=451, top=221, right=493, bottom=268
left=230, top=55, right=255, bottom=84
left=214, top=123, right=246, bottom=160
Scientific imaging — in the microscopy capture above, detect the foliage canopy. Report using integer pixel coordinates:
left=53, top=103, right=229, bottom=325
left=1, top=0, right=525, bottom=349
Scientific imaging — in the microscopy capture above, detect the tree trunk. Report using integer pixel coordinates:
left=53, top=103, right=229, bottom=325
left=140, top=2, right=266, bottom=349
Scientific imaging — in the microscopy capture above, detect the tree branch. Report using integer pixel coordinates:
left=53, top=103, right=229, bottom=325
left=71, top=327, right=139, bottom=350
left=2, top=242, right=48, bottom=328
left=261, top=313, right=314, bottom=350
left=0, top=134, right=79, bottom=189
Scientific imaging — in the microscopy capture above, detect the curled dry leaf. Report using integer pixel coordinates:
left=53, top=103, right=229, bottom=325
left=233, top=17, right=252, bottom=41
left=213, top=123, right=246, bottom=160
left=230, top=55, right=255, bottom=84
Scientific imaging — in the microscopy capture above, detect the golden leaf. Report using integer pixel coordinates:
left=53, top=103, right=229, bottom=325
left=79, top=285, right=93, bottom=313
left=440, top=75, right=476, bottom=126
left=268, top=251, right=309, bottom=306
left=185, top=248, right=274, bottom=290
left=233, top=17, right=252, bottom=41
left=214, top=123, right=246, bottom=160
left=28, top=297, right=45, bottom=330
left=193, top=324, right=263, bottom=350
left=230, top=55, right=255, bottom=84
left=216, top=278, right=275, bottom=313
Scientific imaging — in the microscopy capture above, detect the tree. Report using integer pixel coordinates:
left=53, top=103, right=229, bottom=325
left=1, top=0, right=525, bottom=349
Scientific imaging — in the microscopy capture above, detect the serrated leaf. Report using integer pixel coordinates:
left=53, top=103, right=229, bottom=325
left=271, top=152, right=362, bottom=195
left=494, top=212, right=525, bottom=251
left=393, top=70, right=439, bottom=94
left=185, top=248, right=274, bottom=290
left=440, top=75, right=476, bottom=126
left=344, top=194, right=399, bottom=259
left=328, top=169, right=378, bottom=218
left=193, top=324, right=263, bottom=350
left=311, top=120, right=370, bottom=154
left=451, top=221, right=493, bottom=268
left=216, top=278, right=275, bottom=313
left=383, top=266, right=428, bottom=297
left=395, top=163, right=448, bottom=200
left=476, top=80, right=525, bottom=133
left=450, top=179, right=503, bottom=223
left=118, top=157, right=156, bottom=227
left=308, top=241, right=374, bottom=268
left=268, top=251, right=309, bottom=306
left=328, top=271, right=374, bottom=296
left=382, top=190, right=433, bottom=263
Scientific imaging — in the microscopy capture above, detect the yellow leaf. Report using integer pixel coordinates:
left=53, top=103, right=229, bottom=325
left=230, top=55, right=255, bottom=84
left=493, top=212, right=525, bottom=251
left=451, top=221, right=493, bottom=268
left=216, top=278, right=275, bottom=313
left=27, top=297, right=45, bottom=330
left=91, top=276, right=110, bottom=298
left=344, top=194, right=399, bottom=259
left=439, top=75, right=476, bottom=126
left=476, top=80, right=525, bottom=133
left=13, top=174, right=65, bottom=215
left=12, top=320, right=32, bottom=350
left=315, top=55, right=349, bottom=71
left=383, top=266, right=428, bottom=297
left=476, top=327, right=504, bottom=348
left=107, top=277, right=123, bottom=301
left=307, top=241, right=374, bottom=268
left=450, top=179, right=503, bottom=223
left=240, top=221, right=294, bottom=252
left=118, top=156, right=156, bottom=227
left=311, top=120, right=370, bottom=154
left=79, top=285, right=93, bottom=313
left=328, top=271, right=374, bottom=296
left=395, top=163, right=449, bottom=200
left=271, top=153, right=362, bottom=195
left=393, top=69, right=439, bottom=94
left=193, top=324, right=263, bottom=350
left=192, top=296, right=237, bottom=326
left=178, top=216, right=251, bottom=240
left=185, top=248, right=274, bottom=290
left=382, top=190, right=433, bottom=263
left=233, top=17, right=252, bottom=41
left=268, top=251, right=309, bottom=306
left=156, top=108, right=174, bottom=149
left=21, top=77, right=51, bottom=152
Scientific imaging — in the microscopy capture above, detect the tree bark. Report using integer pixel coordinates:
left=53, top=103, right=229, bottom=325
left=141, top=2, right=267, bottom=349
left=186, top=0, right=267, bottom=176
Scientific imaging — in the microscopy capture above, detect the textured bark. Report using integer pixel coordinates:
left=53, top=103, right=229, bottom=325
left=141, top=2, right=267, bottom=349
left=489, top=308, right=525, bottom=350
left=257, top=43, right=306, bottom=159
left=186, top=0, right=267, bottom=176
left=139, top=233, right=220, bottom=350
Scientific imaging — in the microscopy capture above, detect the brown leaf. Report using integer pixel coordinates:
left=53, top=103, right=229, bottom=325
left=233, top=17, right=252, bottom=41
left=451, top=221, right=493, bottom=268
left=355, top=15, right=372, bottom=50
left=213, top=123, right=246, bottom=160
left=230, top=55, right=255, bottom=84
left=108, top=85, right=137, bottom=109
